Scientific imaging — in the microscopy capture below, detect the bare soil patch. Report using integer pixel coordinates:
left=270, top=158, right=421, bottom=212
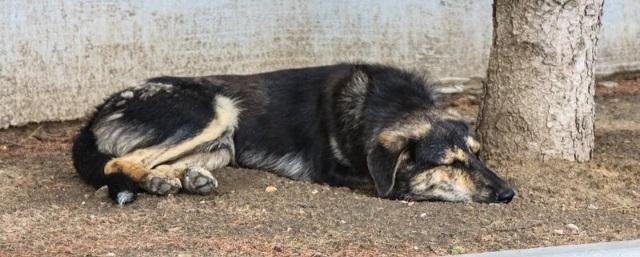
left=1, top=80, right=639, bottom=257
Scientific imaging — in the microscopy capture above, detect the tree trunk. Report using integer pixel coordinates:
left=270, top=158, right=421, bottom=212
left=477, top=0, right=604, bottom=162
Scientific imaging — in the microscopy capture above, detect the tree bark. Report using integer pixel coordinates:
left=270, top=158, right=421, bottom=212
left=477, top=0, right=604, bottom=162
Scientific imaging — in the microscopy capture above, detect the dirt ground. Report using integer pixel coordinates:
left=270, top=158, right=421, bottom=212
left=1, top=80, right=639, bottom=257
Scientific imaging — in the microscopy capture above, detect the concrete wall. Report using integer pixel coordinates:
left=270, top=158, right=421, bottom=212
left=0, top=0, right=638, bottom=128
left=598, top=0, right=640, bottom=75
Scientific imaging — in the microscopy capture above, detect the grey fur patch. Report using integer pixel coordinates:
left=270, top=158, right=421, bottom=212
left=139, top=82, right=174, bottom=99
left=337, top=70, right=368, bottom=129
left=92, top=119, right=196, bottom=157
left=93, top=120, right=155, bottom=156
left=329, top=137, right=350, bottom=166
left=104, top=112, right=124, bottom=122
left=238, top=150, right=311, bottom=180
left=197, top=130, right=236, bottom=166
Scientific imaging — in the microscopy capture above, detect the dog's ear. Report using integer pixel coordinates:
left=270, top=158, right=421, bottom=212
left=367, top=121, right=430, bottom=197
left=366, top=143, right=410, bottom=197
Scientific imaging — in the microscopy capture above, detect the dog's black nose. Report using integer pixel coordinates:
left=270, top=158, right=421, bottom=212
left=496, top=188, right=515, bottom=203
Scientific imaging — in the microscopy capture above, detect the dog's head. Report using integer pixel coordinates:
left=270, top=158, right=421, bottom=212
left=366, top=116, right=515, bottom=203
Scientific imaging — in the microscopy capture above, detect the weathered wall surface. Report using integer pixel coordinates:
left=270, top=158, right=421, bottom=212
left=597, top=0, right=640, bottom=75
left=0, top=0, right=638, bottom=128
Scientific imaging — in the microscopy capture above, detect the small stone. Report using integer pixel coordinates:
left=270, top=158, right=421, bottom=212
left=553, top=229, right=564, bottom=235
left=419, top=213, right=427, bottom=218
left=587, top=204, right=598, bottom=210
left=265, top=186, right=278, bottom=193
left=311, top=189, right=319, bottom=194
left=449, top=245, right=465, bottom=254
left=167, top=227, right=181, bottom=232
left=199, top=200, right=206, bottom=204
left=437, top=85, right=465, bottom=94
left=407, top=201, right=415, bottom=206
left=273, top=245, right=283, bottom=252
left=81, top=201, right=86, bottom=205
left=598, top=81, right=619, bottom=88
left=566, top=223, right=580, bottom=233
left=339, top=220, right=346, bottom=224
left=105, top=253, right=116, bottom=257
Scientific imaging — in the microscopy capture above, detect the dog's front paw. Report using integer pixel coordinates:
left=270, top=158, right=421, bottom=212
left=183, top=167, right=218, bottom=195
left=141, top=175, right=182, bottom=195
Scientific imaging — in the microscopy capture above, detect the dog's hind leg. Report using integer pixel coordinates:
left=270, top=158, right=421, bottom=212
left=103, top=149, right=182, bottom=196
left=138, top=150, right=232, bottom=195
left=105, top=138, right=234, bottom=196
left=103, top=95, right=239, bottom=197
left=159, top=145, right=234, bottom=195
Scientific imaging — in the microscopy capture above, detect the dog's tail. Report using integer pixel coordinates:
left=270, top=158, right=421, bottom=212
left=72, top=122, right=138, bottom=205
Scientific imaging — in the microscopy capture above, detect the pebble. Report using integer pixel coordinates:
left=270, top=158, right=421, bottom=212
left=167, top=227, right=181, bottom=232
left=311, top=189, right=319, bottom=194
left=437, top=85, right=466, bottom=94
left=566, top=223, right=580, bottom=233
left=553, top=229, right=564, bottom=235
left=265, top=186, right=278, bottom=193
left=407, top=201, right=415, bottom=206
left=598, top=81, right=619, bottom=88
left=105, top=253, right=116, bottom=257
left=419, top=213, right=427, bottom=218
left=449, top=245, right=465, bottom=254
left=587, top=204, right=598, bottom=210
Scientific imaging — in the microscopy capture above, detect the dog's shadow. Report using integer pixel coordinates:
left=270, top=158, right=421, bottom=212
left=211, top=167, right=377, bottom=198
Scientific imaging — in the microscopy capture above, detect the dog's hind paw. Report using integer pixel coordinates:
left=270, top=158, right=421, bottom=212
left=141, top=175, right=182, bottom=195
left=182, top=167, right=218, bottom=195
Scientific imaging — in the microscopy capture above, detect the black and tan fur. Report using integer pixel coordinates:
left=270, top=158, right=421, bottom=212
left=72, top=63, right=515, bottom=205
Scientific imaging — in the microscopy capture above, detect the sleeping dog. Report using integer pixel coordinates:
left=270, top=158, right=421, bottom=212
left=72, top=63, right=515, bottom=205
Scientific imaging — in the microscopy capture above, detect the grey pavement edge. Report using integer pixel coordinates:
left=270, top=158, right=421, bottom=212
left=449, top=240, right=640, bottom=257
